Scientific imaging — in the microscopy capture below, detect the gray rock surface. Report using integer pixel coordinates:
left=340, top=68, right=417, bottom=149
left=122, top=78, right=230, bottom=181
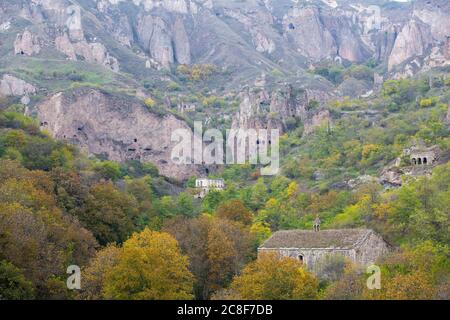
left=14, top=30, right=41, bottom=56
left=0, top=75, right=37, bottom=97
left=36, top=88, right=202, bottom=180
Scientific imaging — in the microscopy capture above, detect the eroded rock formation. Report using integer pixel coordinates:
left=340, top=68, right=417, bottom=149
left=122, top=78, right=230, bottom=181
left=232, top=85, right=332, bottom=135
left=14, top=30, right=41, bottom=56
left=0, top=75, right=37, bottom=97
left=36, top=88, right=201, bottom=180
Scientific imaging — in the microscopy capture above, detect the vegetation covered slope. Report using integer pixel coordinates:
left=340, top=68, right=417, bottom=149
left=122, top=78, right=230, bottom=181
left=0, top=70, right=448, bottom=299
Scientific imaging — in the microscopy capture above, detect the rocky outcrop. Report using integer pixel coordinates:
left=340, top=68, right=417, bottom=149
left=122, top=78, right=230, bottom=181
left=172, top=17, right=191, bottom=65
left=55, top=33, right=120, bottom=72
left=284, top=7, right=336, bottom=61
left=36, top=88, right=201, bottom=180
left=14, top=30, right=41, bottom=56
left=136, top=15, right=174, bottom=69
left=232, top=85, right=332, bottom=134
left=379, top=167, right=403, bottom=187
left=135, top=13, right=192, bottom=68
left=55, top=32, right=77, bottom=60
left=413, top=0, right=450, bottom=42
left=388, top=20, right=431, bottom=71
left=223, top=8, right=276, bottom=54
left=0, top=75, right=37, bottom=97
left=1, top=0, right=449, bottom=90
left=232, top=88, right=283, bottom=133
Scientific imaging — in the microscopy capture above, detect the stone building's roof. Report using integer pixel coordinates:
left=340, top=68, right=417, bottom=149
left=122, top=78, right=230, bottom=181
left=259, top=229, right=374, bottom=250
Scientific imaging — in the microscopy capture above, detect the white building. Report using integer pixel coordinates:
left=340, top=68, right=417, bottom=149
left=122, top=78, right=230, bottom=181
left=195, top=178, right=225, bottom=198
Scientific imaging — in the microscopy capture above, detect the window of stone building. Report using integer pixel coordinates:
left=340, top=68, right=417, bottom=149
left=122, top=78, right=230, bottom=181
left=297, top=254, right=304, bottom=264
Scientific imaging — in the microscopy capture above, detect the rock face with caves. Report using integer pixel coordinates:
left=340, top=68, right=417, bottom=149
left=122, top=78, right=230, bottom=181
left=36, top=88, right=202, bottom=180
left=231, top=85, right=332, bottom=135
left=1, top=0, right=449, bottom=180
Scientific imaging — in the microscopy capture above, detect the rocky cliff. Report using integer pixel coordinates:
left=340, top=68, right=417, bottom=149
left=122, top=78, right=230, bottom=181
left=0, top=74, right=37, bottom=97
left=36, top=88, right=202, bottom=180
left=2, top=0, right=448, bottom=79
left=1, top=0, right=449, bottom=180
left=231, top=84, right=332, bottom=135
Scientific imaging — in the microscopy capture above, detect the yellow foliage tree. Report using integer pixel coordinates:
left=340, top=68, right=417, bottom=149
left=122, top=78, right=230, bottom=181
left=286, top=181, right=299, bottom=198
left=80, top=244, right=121, bottom=300
left=144, top=98, right=156, bottom=108
left=102, top=228, right=194, bottom=300
left=249, top=222, right=272, bottom=246
left=364, top=271, right=435, bottom=300
left=230, top=253, right=318, bottom=300
left=361, top=144, right=380, bottom=160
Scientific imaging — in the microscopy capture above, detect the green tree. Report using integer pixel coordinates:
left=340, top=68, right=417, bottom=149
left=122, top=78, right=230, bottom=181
left=93, top=161, right=122, bottom=181
left=81, top=182, right=139, bottom=245
left=0, top=260, right=34, bottom=299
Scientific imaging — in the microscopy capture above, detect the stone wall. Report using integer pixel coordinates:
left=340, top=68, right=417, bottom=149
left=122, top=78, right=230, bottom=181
left=258, top=231, right=390, bottom=272
left=355, top=231, right=391, bottom=266
left=259, top=248, right=356, bottom=272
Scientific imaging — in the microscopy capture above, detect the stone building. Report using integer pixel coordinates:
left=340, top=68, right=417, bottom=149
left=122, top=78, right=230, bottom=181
left=409, top=145, right=439, bottom=165
left=195, top=178, right=225, bottom=198
left=258, top=229, right=390, bottom=271
left=177, top=102, right=196, bottom=113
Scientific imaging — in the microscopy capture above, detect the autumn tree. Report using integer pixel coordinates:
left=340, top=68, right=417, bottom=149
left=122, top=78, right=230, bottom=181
left=102, top=228, right=194, bottom=300
left=206, top=220, right=238, bottom=294
left=0, top=260, right=34, bottom=300
left=80, top=182, right=139, bottom=245
left=363, top=241, right=449, bottom=300
left=51, top=167, right=88, bottom=215
left=249, top=222, right=272, bottom=246
left=163, top=216, right=254, bottom=299
left=215, top=200, right=252, bottom=225
left=0, top=160, right=97, bottom=298
left=124, top=176, right=153, bottom=228
left=322, top=262, right=365, bottom=300
left=230, top=253, right=318, bottom=300
left=79, top=244, right=121, bottom=300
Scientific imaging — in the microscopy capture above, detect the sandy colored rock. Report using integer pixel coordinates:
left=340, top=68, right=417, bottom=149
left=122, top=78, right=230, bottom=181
left=0, top=74, right=37, bottom=97
left=37, top=88, right=202, bottom=180
left=14, top=30, right=41, bottom=56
